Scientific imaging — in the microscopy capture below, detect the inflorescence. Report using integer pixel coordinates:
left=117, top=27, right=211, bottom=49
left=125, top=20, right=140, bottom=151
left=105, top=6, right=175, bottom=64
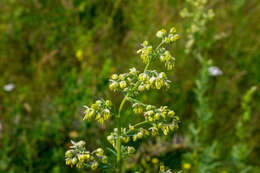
left=65, top=26, right=180, bottom=171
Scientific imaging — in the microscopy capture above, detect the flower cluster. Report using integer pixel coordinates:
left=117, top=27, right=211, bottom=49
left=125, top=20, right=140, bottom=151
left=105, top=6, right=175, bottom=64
left=138, top=71, right=170, bottom=91
left=83, top=99, right=112, bottom=124
left=130, top=105, right=179, bottom=139
left=65, top=26, right=180, bottom=172
left=137, top=41, right=153, bottom=64
left=109, top=68, right=139, bottom=92
left=158, top=49, right=176, bottom=70
left=180, top=0, right=214, bottom=53
left=156, top=27, right=179, bottom=44
left=65, top=140, right=107, bottom=170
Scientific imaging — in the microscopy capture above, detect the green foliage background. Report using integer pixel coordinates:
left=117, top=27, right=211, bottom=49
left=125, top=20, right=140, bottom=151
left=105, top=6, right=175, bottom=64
left=0, top=0, right=259, bottom=172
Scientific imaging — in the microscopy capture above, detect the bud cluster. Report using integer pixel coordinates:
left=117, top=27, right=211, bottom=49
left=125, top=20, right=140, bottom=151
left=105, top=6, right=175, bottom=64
left=83, top=99, right=112, bottom=124
left=180, top=0, right=214, bottom=53
left=138, top=70, right=170, bottom=91
left=107, top=128, right=130, bottom=147
left=65, top=140, right=107, bottom=170
left=131, top=102, right=180, bottom=139
left=156, top=27, right=179, bottom=44
left=137, top=41, right=153, bottom=64
left=158, top=48, right=176, bottom=70
left=109, top=68, right=139, bottom=92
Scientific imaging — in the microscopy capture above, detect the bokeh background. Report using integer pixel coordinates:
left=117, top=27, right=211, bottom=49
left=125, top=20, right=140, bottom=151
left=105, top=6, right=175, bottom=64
left=0, top=0, right=259, bottom=172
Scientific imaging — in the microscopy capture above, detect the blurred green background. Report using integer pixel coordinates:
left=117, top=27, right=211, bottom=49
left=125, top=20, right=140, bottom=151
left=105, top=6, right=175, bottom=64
left=0, top=0, right=259, bottom=172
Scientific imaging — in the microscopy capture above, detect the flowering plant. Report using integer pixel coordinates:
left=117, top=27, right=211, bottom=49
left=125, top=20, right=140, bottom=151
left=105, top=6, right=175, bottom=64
left=65, top=27, right=180, bottom=172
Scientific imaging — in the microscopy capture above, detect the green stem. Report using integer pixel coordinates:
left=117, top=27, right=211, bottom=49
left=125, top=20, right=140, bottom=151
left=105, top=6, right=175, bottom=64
left=116, top=40, right=164, bottom=172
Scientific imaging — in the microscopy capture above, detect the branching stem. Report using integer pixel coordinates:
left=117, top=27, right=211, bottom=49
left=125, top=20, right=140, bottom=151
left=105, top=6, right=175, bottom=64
left=116, top=40, right=164, bottom=172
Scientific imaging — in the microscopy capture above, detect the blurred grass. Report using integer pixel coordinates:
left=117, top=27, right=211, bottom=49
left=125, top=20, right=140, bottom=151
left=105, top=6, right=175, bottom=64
left=0, top=0, right=260, bottom=172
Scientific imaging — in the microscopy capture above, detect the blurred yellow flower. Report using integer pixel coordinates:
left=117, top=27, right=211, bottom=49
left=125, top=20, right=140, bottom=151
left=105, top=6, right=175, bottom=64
left=76, top=49, right=83, bottom=61
left=69, top=131, right=78, bottom=138
left=151, top=158, right=159, bottom=164
left=183, top=163, right=191, bottom=170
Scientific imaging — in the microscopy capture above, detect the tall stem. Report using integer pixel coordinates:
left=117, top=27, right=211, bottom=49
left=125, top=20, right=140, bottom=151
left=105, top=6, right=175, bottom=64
left=116, top=40, right=164, bottom=172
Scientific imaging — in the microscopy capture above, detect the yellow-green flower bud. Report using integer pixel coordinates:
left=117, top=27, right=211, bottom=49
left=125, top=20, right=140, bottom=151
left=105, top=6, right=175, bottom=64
left=155, top=78, right=163, bottom=89
left=138, top=85, right=145, bottom=92
left=65, top=150, right=73, bottom=158
left=83, top=153, right=90, bottom=160
left=149, top=77, right=156, bottom=84
left=129, top=67, right=137, bottom=75
left=71, top=157, right=78, bottom=165
left=145, top=84, right=151, bottom=90
left=156, top=29, right=167, bottom=38
left=109, top=82, right=119, bottom=91
left=119, top=81, right=127, bottom=89
left=165, top=37, right=171, bottom=43
left=105, top=100, right=112, bottom=107
left=143, top=40, right=148, bottom=46
left=102, top=156, right=108, bottom=164
left=103, top=109, right=111, bottom=120
left=111, top=74, right=118, bottom=80
left=146, top=105, right=152, bottom=110
left=171, top=34, right=179, bottom=41
left=123, top=136, right=130, bottom=143
left=66, top=159, right=71, bottom=165
left=129, top=124, right=135, bottom=131
left=170, top=27, right=176, bottom=33
left=139, top=73, right=147, bottom=82
left=168, top=110, right=175, bottom=117
left=127, top=146, right=136, bottom=154
left=154, top=113, right=160, bottom=120
left=91, top=161, right=98, bottom=170
left=119, top=74, right=125, bottom=80
left=96, top=148, right=104, bottom=157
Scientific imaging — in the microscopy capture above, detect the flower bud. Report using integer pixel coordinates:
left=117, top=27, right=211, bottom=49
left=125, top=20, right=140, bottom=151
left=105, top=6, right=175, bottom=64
left=119, top=81, right=127, bottom=89
left=111, top=74, right=118, bottom=80
left=102, top=156, right=108, bottom=164
left=91, top=161, right=98, bottom=170
left=145, top=84, right=150, bottom=90
left=129, top=67, right=137, bottom=75
left=146, top=105, right=153, bottom=110
left=96, top=148, right=104, bottom=157
left=127, top=146, right=136, bottom=154
left=154, top=113, right=160, bottom=120
left=139, top=73, right=147, bottom=82
left=170, top=27, right=176, bottom=33
left=149, top=77, right=156, bottom=84
left=156, top=29, right=167, bottom=38
left=171, top=34, right=179, bottom=41
left=138, top=85, right=145, bottom=92
left=65, top=150, right=74, bottom=158
left=109, top=82, right=119, bottom=91
left=165, top=37, right=171, bottom=43
left=168, top=110, right=175, bottom=117
left=155, top=78, right=163, bottom=89
left=71, top=157, right=78, bottom=165
left=103, top=109, right=111, bottom=119
left=119, top=74, right=125, bottom=80
left=129, top=124, right=135, bottom=131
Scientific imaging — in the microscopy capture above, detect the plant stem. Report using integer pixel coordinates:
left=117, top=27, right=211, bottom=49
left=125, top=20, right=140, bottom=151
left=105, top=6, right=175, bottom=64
left=116, top=40, right=164, bottom=172
left=116, top=93, right=128, bottom=172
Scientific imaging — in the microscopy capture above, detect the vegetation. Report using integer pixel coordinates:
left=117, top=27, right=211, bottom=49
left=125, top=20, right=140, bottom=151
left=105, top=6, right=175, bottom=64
left=0, top=0, right=259, bottom=172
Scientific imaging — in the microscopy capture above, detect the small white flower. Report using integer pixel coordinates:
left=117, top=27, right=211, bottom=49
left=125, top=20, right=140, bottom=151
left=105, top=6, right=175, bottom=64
left=208, top=66, right=223, bottom=76
left=3, top=83, right=15, bottom=92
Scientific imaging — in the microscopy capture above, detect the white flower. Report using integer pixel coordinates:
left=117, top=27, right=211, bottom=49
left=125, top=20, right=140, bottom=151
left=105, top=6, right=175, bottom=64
left=208, top=66, right=223, bottom=76
left=3, top=83, right=15, bottom=92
